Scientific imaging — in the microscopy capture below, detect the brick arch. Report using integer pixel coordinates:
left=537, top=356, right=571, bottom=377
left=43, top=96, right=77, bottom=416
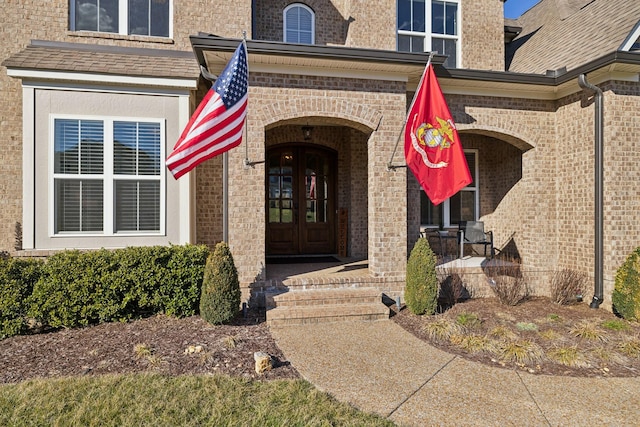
left=457, top=123, right=535, bottom=151
left=256, top=97, right=383, bottom=134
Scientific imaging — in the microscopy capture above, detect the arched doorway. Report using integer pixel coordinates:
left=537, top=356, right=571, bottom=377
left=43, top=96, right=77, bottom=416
left=266, top=144, right=337, bottom=255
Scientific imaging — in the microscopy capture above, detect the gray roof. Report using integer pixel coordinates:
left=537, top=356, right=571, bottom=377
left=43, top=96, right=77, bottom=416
left=507, top=0, right=640, bottom=73
left=2, top=40, right=199, bottom=80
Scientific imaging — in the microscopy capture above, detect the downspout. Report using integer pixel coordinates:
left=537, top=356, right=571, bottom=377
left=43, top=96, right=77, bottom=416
left=577, top=74, right=604, bottom=309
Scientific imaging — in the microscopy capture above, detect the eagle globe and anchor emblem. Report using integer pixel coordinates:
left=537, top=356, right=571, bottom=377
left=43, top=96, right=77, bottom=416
left=409, top=114, right=456, bottom=169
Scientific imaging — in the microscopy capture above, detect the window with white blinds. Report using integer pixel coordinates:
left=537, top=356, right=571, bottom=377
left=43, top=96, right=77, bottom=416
left=284, top=3, right=315, bottom=44
left=52, top=117, right=164, bottom=235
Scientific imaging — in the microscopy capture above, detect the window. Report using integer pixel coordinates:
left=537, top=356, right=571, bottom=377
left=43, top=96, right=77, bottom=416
left=52, top=117, right=164, bottom=235
left=420, top=150, right=477, bottom=227
left=70, top=0, right=171, bottom=37
left=397, top=0, right=459, bottom=67
left=284, top=3, right=315, bottom=44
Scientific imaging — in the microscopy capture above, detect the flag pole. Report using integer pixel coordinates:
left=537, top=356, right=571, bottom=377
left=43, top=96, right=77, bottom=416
left=194, top=58, right=229, bottom=241
left=387, top=51, right=434, bottom=171
left=225, top=31, right=250, bottom=242
left=241, top=31, right=253, bottom=168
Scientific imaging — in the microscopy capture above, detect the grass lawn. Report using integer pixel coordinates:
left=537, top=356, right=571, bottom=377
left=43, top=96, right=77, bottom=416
left=0, top=374, right=394, bottom=427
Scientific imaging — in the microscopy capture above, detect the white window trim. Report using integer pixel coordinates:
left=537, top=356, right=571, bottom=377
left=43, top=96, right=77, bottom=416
left=49, top=114, right=166, bottom=238
left=397, top=0, right=462, bottom=67
left=421, top=148, right=478, bottom=228
left=283, top=3, right=315, bottom=44
left=69, top=0, right=174, bottom=39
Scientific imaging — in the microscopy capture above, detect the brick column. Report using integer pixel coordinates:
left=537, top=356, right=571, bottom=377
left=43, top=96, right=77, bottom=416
left=227, top=112, right=267, bottom=288
left=368, top=101, right=407, bottom=278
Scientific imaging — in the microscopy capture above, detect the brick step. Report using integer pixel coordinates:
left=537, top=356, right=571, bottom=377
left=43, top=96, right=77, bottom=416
left=266, top=302, right=390, bottom=327
left=267, top=287, right=382, bottom=309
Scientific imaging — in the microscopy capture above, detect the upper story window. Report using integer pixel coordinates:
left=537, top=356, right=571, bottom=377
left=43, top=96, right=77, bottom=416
left=70, top=0, right=171, bottom=38
left=284, top=3, right=315, bottom=44
left=397, top=0, right=459, bottom=67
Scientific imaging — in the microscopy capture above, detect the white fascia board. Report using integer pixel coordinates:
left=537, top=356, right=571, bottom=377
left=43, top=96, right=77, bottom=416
left=248, top=63, right=409, bottom=82
left=18, top=80, right=193, bottom=97
left=6, top=68, right=197, bottom=89
left=620, top=21, right=640, bottom=51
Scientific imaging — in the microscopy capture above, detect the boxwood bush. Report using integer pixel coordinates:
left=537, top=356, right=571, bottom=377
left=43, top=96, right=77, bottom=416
left=200, top=242, right=241, bottom=325
left=612, top=247, right=640, bottom=321
left=405, top=238, right=439, bottom=315
left=0, top=257, right=44, bottom=338
left=27, top=245, right=209, bottom=330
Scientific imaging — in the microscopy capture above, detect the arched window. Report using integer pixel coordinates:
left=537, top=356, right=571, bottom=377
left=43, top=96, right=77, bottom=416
left=284, top=3, right=315, bottom=44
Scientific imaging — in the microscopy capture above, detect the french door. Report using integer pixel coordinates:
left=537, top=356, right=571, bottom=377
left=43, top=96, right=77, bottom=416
left=266, top=145, right=336, bottom=255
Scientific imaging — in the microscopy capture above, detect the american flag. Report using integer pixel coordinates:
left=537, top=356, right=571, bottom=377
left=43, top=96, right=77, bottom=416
left=166, top=42, right=248, bottom=179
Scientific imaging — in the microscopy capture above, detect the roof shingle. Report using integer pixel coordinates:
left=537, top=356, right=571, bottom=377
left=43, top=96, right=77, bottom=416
left=507, top=0, right=640, bottom=74
left=2, top=41, right=199, bottom=81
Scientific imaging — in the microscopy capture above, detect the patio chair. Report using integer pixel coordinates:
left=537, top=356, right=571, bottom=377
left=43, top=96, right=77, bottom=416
left=458, top=221, right=494, bottom=258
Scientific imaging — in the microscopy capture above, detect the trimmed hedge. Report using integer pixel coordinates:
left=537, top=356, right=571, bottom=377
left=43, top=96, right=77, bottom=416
left=26, top=245, right=210, bottom=330
left=0, top=258, right=45, bottom=338
left=405, top=238, right=439, bottom=315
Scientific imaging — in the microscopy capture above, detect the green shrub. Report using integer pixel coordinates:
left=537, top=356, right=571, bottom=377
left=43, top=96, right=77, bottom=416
left=199, top=242, right=241, bottom=324
left=612, top=247, right=640, bottom=321
left=405, top=238, right=438, bottom=315
left=0, top=258, right=44, bottom=338
left=28, top=245, right=209, bottom=329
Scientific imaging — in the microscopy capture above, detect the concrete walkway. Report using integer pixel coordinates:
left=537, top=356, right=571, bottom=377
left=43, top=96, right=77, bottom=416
left=270, top=321, right=640, bottom=427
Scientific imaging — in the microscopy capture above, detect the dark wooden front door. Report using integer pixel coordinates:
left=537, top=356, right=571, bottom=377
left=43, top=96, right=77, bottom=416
left=266, top=145, right=336, bottom=255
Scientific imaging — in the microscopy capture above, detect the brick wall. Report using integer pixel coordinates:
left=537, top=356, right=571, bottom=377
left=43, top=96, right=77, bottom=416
left=253, top=0, right=396, bottom=49
left=439, top=93, right=558, bottom=294
left=554, top=81, right=640, bottom=307
left=461, top=0, right=506, bottom=70
left=600, top=81, right=640, bottom=305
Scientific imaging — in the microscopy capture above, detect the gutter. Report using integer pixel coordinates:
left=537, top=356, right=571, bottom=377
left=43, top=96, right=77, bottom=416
left=190, top=34, right=449, bottom=68
left=191, top=35, right=640, bottom=89
left=577, top=74, right=604, bottom=309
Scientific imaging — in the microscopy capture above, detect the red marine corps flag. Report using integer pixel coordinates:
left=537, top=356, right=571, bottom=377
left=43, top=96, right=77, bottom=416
left=404, top=64, right=471, bottom=205
left=166, top=42, right=248, bottom=179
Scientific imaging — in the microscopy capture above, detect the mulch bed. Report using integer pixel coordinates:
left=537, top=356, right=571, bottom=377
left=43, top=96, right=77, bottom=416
left=3, top=297, right=639, bottom=384
left=0, top=309, right=299, bottom=384
left=391, top=296, right=640, bottom=378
